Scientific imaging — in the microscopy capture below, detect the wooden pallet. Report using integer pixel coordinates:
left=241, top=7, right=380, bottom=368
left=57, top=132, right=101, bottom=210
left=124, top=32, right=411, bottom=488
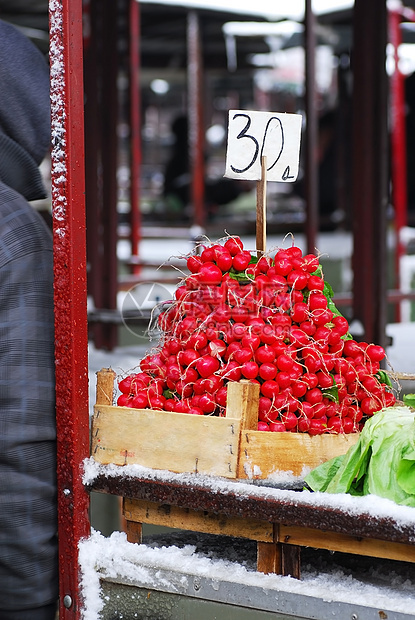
left=122, top=496, right=415, bottom=579
left=91, top=368, right=359, bottom=479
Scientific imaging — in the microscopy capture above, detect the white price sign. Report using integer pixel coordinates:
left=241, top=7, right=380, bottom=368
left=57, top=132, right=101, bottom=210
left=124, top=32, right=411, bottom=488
left=225, top=110, right=302, bottom=182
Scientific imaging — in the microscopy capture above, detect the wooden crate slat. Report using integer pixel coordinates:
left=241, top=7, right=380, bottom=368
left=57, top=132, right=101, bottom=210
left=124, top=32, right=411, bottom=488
left=238, top=430, right=360, bottom=478
left=91, top=404, right=241, bottom=478
left=92, top=370, right=362, bottom=480
left=278, top=524, right=415, bottom=563
left=123, top=498, right=273, bottom=542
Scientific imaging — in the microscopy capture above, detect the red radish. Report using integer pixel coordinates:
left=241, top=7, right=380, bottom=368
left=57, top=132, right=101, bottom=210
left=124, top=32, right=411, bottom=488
left=117, top=393, right=132, bottom=407
left=186, top=332, right=208, bottom=350
left=308, top=419, right=326, bottom=435
left=241, top=333, right=261, bottom=351
left=307, top=274, right=325, bottom=290
left=198, top=262, right=223, bottom=285
left=255, top=344, right=276, bottom=364
left=276, top=371, right=291, bottom=389
left=290, top=302, right=308, bottom=323
left=241, top=361, right=259, bottom=380
left=365, top=343, right=385, bottom=362
left=188, top=407, right=204, bottom=416
left=232, top=250, right=252, bottom=272
left=273, top=253, right=292, bottom=276
left=214, top=248, right=233, bottom=272
left=287, top=269, right=308, bottom=290
left=260, top=380, right=279, bottom=399
left=200, top=246, right=216, bottom=262
left=303, top=254, right=320, bottom=273
left=196, top=355, right=220, bottom=378
left=269, top=421, right=286, bottom=432
left=216, top=386, right=228, bottom=407
left=234, top=348, right=253, bottom=364
left=281, top=411, right=298, bottom=431
left=305, top=387, right=324, bottom=405
left=259, top=362, right=277, bottom=381
left=117, top=238, right=395, bottom=433
left=187, top=254, right=202, bottom=273
left=219, top=361, right=242, bottom=382
left=258, top=421, right=270, bottom=431
left=198, top=394, right=216, bottom=413
left=208, top=338, right=227, bottom=357
left=178, top=349, right=199, bottom=367
left=224, top=236, right=243, bottom=256
left=332, top=315, right=349, bottom=335
left=298, top=418, right=311, bottom=432
left=360, top=396, right=382, bottom=416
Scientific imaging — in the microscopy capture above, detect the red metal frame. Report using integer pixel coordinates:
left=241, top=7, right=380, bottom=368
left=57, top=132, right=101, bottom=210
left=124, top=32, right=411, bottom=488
left=46, top=2, right=407, bottom=617
left=351, top=0, right=388, bottom=348
left=389, top=4, right=415, bottom=320
left=49, top=0, right=90, bottom=617
left=188, top=10, right=206, bottom=229
left=304, top=0, right=318, bottom=255
left=389, top=6, right=408, bottom=313
left=129, top=0, right=142, bottom=273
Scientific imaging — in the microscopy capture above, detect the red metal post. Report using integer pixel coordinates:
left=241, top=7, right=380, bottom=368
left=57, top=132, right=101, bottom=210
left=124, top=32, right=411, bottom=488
left=351, top=0, right=388, bottom=347
left=187, top=10, right=206, bottom=230
left=84, top=0, right=103, bottom=346
left=389, top=7, right=408, bottom=278
left=129, top=0, right=142, bottom=272
left=304, top=0, right=319, bottom=254
left=49, top=1, right=90, bottom=618
left=100, top=0, right=120, bottom=350
left=389, top=5, right=410, bottom=320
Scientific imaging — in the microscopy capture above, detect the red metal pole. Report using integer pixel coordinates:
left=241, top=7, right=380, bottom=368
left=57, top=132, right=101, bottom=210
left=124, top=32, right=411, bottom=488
left=351, top=0, right=388, bottom=348
left=129, top=0, right=142, bottom=273
left=389, top=5, right=408, bottom=310
left=187, top=10, right=206, bottom=230
left=49, top=1, right=90, bottom=618
left=100, top=0, right=120, bottom=351
left=304, top=0, right=319, bottom=254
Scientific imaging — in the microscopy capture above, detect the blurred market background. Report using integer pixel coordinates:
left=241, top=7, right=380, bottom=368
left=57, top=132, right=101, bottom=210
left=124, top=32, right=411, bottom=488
left=3, top=0, right=415, bottom=351
left=3, top=0, right=415, bottom=538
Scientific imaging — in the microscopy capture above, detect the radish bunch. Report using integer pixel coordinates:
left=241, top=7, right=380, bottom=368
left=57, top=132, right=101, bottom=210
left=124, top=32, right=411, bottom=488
left=117, top=237, right=395, bottom=434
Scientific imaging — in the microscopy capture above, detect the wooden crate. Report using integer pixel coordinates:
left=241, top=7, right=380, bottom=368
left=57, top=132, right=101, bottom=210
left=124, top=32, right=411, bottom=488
left=91, top=368, right=359, bottom=479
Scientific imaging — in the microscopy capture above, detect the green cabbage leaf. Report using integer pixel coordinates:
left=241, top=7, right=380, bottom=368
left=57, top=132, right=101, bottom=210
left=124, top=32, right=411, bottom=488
left=304, top=405, right=415, bottom=506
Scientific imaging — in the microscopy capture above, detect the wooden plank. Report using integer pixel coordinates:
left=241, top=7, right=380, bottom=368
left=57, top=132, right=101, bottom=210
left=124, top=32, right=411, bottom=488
left=278, top=525, right=415, bottom=563
left=91, top=404, right=241, bottom=478
left=280, top=543, right=301, bottom=579
left=226, top=381, right=259, bottom=429
left=257, top=542, right=282, bottom=574
left=257, top=541, right=300, bottom=578
left=95, top=368, right=116, bottom=406
left=125, top=520, right=143, bottom=544
left=123, top=498, right=273, bottom=542
left=256, top=155, right=267, bottom=256
left=239, top=430, right=359, bottom=478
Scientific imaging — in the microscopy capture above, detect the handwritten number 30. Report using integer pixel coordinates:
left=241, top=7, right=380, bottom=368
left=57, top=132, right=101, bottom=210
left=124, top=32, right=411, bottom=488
left=230, top=113, right=293, bottom=180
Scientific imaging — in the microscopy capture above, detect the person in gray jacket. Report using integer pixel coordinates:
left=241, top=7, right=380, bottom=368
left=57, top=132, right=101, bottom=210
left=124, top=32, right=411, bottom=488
left=0, top=20, right=58, bottom=620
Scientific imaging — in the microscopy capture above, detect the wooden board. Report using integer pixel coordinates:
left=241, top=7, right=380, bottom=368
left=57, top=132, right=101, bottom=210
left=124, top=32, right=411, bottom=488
left=278, top=524, right=415, bottom=564
left=238, top=430, right=359, bottom=478
left=91, top=404, right=241, bottom=478
left=123, top=498, right=273, bottom=542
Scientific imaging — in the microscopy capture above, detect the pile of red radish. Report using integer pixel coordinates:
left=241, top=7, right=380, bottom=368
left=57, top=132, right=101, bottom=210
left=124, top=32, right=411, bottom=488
left=117, top=236, right=395, bottom=435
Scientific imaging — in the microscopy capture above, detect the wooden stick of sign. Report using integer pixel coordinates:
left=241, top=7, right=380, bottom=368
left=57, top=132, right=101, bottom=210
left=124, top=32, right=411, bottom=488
left=256, top=155, right=267, bottom=257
